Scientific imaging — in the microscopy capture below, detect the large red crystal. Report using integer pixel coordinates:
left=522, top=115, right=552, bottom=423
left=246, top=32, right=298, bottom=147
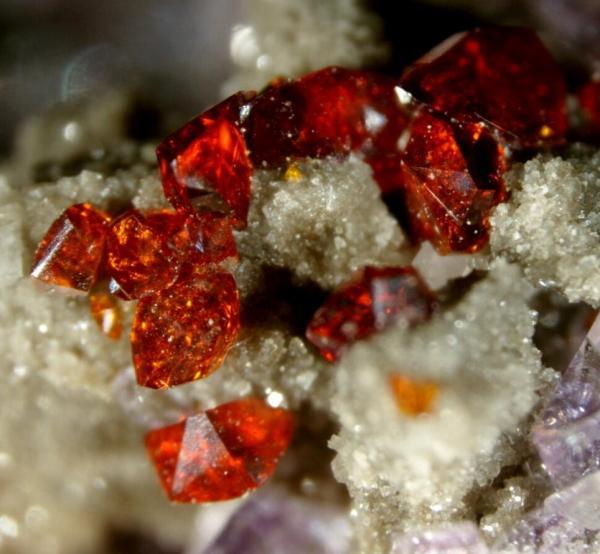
left=145, top=398, right=295, bottom=503
left=398, top=109, right=498, bottom=252
left=106, top=209, right=237, bottom=300
left=30, top=203, right=110, bottom=292
left=131, top=272, right=240, bottom=388
left=157, top=92, right=255, bottom=227
left=306, top=266, right=434, bottom=362
left=400, top=27, right=568, bottom=148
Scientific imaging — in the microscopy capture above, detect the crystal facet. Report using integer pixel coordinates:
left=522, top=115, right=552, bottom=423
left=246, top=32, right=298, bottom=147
left=531, top=314, right=600, bottom=487
left=30, top=203, right=110, bottom=292
left=145, top=399, right=294, bottom=502
left=400, top=27, right=568, bottom=147
left=306, top=267, right=434, bottom=362
left=391, top=522, right=489, bottom=554
left=131, top=273, right=240, bottom=388
left=89, top=291, right=122, bottom=340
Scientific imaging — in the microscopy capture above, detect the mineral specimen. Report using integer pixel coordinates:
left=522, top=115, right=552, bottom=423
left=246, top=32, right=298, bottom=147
left=579, top=79, right=600, bottom=139
left=89, top=291, right=122, bottom=340
left=131, top=273, right=240, bottom=388
left=30, top=203, right=110, bottom=292
left=306, top=266, right=433, bottom=362
left=145, top=399, right=294, bottom=502
left=390, top=521, right=489, bottom=554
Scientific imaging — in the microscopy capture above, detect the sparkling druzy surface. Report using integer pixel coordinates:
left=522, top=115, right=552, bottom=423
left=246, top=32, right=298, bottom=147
left=145, top=399, right=294, bottom=502
left=306, top=266, right=433, bottom=361
left=30, top=203, right=110, bottom=292
left=131, top=273, right=240, bottom=388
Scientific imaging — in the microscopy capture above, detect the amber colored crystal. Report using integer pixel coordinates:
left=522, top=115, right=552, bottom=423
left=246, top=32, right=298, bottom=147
left=390, top=374, right=438, bottom=416
left=89, top=291, right=122, bottom=340
left=398, top=109, right=497, bottom=253
left=145, top=398, right=295, bottom=503
left=306, top=267, right=434, bottom=362
left=106, top=209, right=237, bottom=300
left=157, top=92, right=255, bottom=227
left=30, top=203, right=110, bottom=292
left=400, top=26, right=567, bottom=147
left=579, top=80, right=600, bottom=139
left=131, top=273, right=240, bottom=388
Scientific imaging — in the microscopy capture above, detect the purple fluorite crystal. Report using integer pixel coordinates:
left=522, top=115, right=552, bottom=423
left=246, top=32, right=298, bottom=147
left=531, top=315, right=600, bottom=488
left=202, top=491, right=351, bottom=554
left=390, top=522, right=488, bottom=554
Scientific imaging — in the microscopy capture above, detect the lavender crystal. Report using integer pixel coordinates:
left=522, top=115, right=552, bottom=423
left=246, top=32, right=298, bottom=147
left=390, top=522, right=489, bottom=554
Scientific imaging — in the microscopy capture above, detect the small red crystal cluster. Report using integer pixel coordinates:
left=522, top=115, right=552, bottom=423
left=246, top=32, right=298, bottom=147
left=29, top=26, right=572, bottom=503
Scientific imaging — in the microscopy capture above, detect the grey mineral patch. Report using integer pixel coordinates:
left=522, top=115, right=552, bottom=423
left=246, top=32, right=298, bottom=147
left=490, top=148, right=600, bottom=306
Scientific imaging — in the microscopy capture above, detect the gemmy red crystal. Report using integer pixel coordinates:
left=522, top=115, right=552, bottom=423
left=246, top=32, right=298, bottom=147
left=157, top=92, right=255, bottom=227
left=30, top=203, right=110, bottom=292
left=131, top=272, right=240, bottom=388
left=398, top=109, right=498, bottom=253
left=306, top=266, right=434, bottom=362
left=145, top=398, right=295, bottom=503
left=106, top=209, right=237, bottom=300
left=578, top=80, right=600, bottom=139
left=400, top=26, right=568, bottom=147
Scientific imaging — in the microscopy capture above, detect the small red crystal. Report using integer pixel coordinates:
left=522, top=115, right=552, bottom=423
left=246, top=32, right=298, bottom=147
left=157, top=92, right=255, bottom=227
left=400, top=27, right=568, bottom=147
left=306, top=266, right=434, bottom=362
left=145, top=398, right=295, bottom=503
left=89, top=291, right=122, bottom=340
left=578, top=79, right=600, bottom=139
left=131, top=272, right=240, bottom=388
left=30, top=203, right=110, bottom=292
left=106, top=209, right=237, bottom=300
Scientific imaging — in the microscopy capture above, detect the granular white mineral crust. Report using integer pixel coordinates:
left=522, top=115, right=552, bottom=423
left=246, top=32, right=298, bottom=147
left=330, top=261, right=552, bottom=553
left=224, top=0, right=388, bottom=94
left=237, top=155, right=410, bottom=290
left=490, top=148, right=600, bottom=306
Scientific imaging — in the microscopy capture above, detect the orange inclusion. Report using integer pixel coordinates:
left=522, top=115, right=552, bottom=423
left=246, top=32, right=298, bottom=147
left=389, top=373, right=439, bottom=416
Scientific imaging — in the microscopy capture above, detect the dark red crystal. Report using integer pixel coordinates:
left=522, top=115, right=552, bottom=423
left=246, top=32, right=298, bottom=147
left=400, top=27, right=568, bottom=147
left=306, top=266, right=434, bottom=362
left=579, top=79, right=600, bottom=139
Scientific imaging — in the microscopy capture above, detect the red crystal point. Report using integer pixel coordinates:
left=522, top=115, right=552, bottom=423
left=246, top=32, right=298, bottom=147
left=106, top=209, right=236, bottom=300
left=398, top=110, right=496, bottom=252
left=579, top=80, right=600, bottom=139
left=131, top=272, right=240, bottom=388
left=306, top=266, right=434, bottom=362
left=30, top=203, right=110, bottom=292
left=157, top=92, right=255, bottom=227
left=145, top=398, right=295, bottom=503
left=400, top=26, right=568, bottom=147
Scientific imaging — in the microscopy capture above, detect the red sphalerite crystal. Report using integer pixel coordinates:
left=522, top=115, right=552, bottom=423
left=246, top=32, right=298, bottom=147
left=89, top=291, right=122, bottom=340
left=398, top=109, right=497, bottom=253
left=400, top=27, right=568, bottom=147
left=306, top=266, right=434, bottom=362
left=579, top=79, right=600, bottom=139
left=106, top=209, right=237, bottom=300
left=131, top=272, right=240, bottom=388
left=31, top=203, right=110, bottom=292
left=246, top=67, right=404, bottom=166
left=145, top=398, right=295, bottom=503
left=157, top=92, right=255, bottom=227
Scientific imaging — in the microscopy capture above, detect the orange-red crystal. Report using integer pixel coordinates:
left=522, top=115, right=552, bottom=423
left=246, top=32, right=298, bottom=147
left=106, top=209, right=237, bottom=300
left=306, top=267, right=434, bottom=362
left=145, top=398, right=295, bottom=503
left=131, top=272, right=240, bottom=388
left=89, top=291, right=123, bottom=340
left=30, top=203, right=110, bottom=292
left=390, top=373, right=439, bottom=416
